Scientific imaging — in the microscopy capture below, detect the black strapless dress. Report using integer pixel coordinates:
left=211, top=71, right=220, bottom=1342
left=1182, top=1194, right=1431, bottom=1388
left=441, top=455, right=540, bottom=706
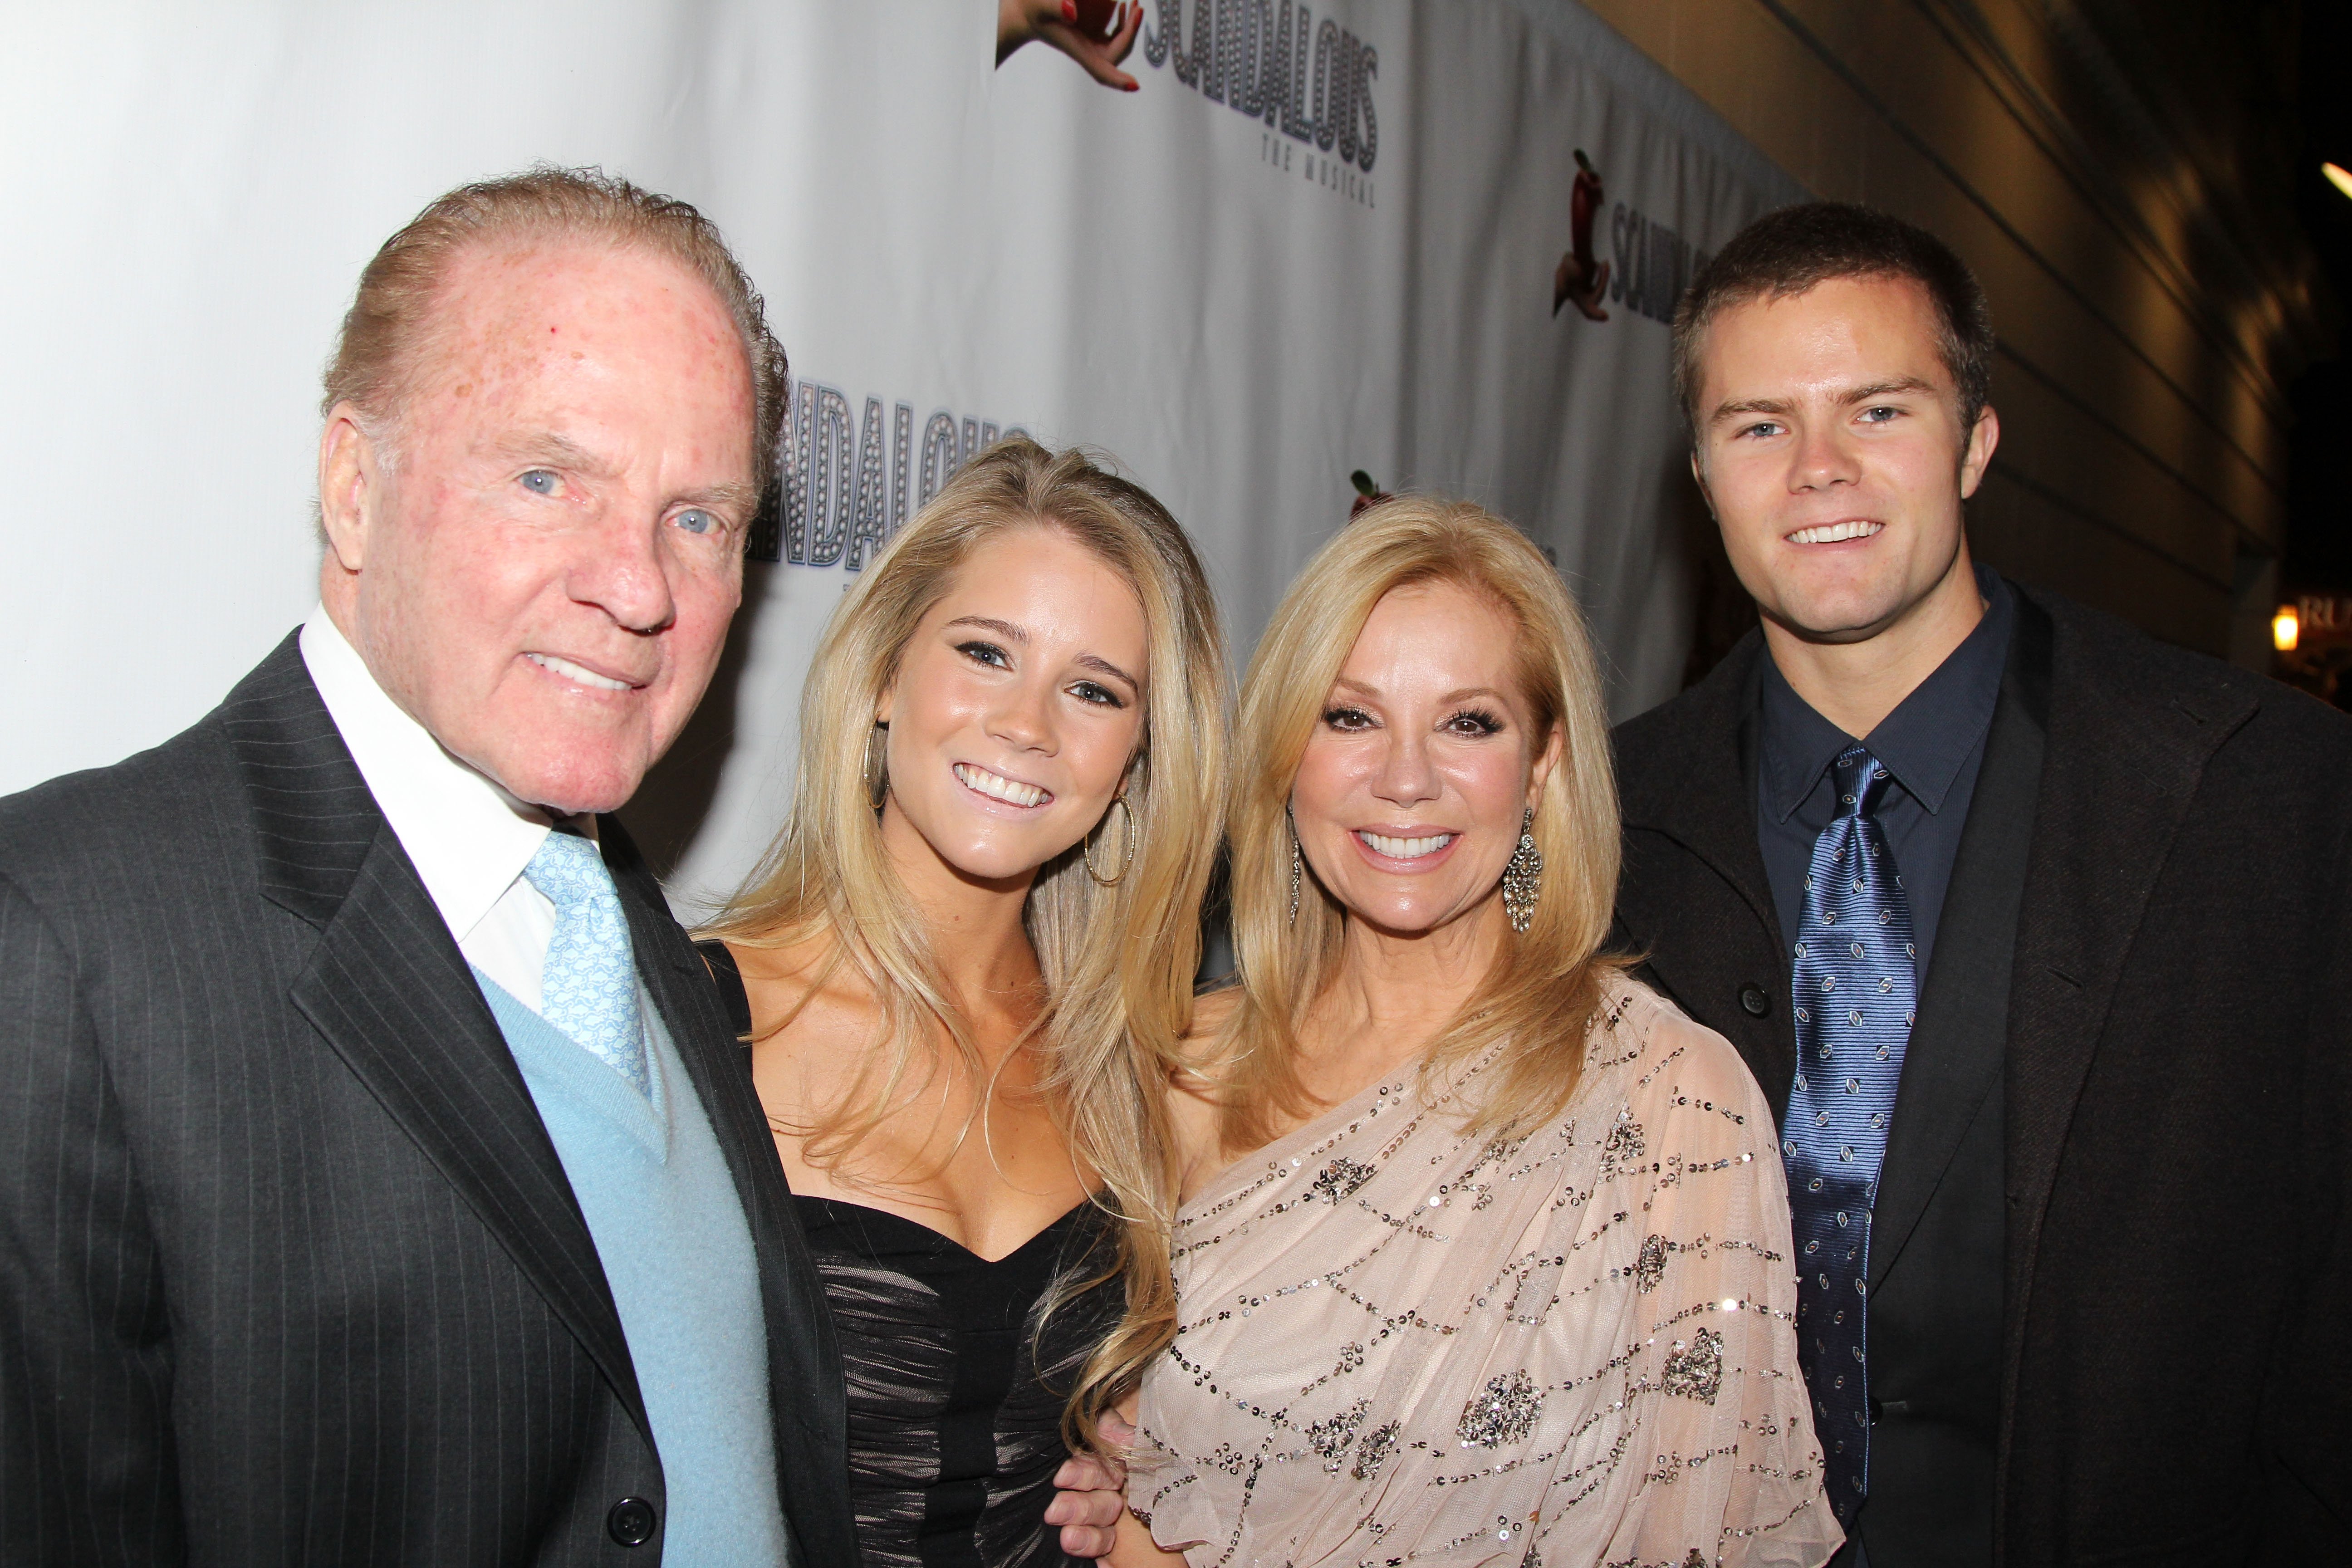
left=696, top=943, right=1122, bottom=1568
left=799, top=1195, right=1120, bottom=1568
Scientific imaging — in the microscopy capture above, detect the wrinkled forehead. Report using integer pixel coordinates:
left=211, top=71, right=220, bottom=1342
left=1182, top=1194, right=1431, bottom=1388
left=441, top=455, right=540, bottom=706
left=400, top=237, right=753, bottom=416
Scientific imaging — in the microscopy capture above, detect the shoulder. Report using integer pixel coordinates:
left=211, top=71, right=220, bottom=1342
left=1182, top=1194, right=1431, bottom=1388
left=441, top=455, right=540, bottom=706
left=0, top=716, right=240, bottom=911
left=1185, top=980, right=1244, bottom=1046
left=1588, top=972, right=1776, bottom=1129
left=1168, top=981, right=1243, bottom=1171
left=730, top=931, right=876, bottom=1050
left=2029, top=582, right=2352, bottom=763
left=1610, top=633, right=1760, bottom=813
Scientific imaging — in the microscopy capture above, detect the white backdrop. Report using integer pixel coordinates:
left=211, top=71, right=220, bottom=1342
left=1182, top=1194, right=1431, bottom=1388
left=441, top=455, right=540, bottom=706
left=0, top=1, right=1800, bottom=908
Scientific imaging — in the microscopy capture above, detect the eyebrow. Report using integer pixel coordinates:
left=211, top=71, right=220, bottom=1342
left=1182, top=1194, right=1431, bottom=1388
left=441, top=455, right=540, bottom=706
left=497, top=430, right=616, bottom=475
left=944, top=617, right=1141, bottom=694
left=1330, top=677, right=1509, bottom=706
left=1707, top=376, right=1940, bottom=428
left=495, top=430, right=760, bottom=517
left=1842, top=376, right=1937, bottom=404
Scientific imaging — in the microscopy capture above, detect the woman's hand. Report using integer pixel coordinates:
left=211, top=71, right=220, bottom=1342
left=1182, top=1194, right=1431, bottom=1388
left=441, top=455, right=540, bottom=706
left=995, top=0, right=1145, bottom=91
left=1045, top=1407, right=1133, bottom=1558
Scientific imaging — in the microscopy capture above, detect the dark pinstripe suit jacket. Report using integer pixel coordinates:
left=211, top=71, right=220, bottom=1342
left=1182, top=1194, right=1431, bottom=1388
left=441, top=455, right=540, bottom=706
left=0, top=636, right=856, bottom=1567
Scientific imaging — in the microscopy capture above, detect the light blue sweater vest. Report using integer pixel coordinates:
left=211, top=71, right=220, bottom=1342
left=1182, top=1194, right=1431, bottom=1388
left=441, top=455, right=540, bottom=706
left=474, top=969, right=789, bottom=1566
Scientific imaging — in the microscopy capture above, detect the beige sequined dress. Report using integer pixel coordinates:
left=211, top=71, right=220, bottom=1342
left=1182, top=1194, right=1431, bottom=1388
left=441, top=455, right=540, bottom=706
left=1132, top=979, right=1842, bottom=1567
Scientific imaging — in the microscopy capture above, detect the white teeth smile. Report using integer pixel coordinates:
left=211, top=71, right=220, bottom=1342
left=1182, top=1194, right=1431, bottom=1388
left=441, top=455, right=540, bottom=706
left=954, top=763, right=1050, bottom=808
left=525, top=653, right=631, bottom=691
left=1360, top=831, right=1454, bottom=859
left=1787, top=519, right=1885, bottom=545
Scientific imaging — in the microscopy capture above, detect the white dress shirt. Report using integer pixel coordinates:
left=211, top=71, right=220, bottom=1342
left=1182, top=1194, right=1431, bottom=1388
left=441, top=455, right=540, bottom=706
left=299, top=606, right=566, bottom=1014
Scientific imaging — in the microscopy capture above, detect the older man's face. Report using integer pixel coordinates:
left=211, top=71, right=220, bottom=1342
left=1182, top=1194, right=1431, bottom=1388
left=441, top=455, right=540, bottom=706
left=319, top=241, right=755, bottom=816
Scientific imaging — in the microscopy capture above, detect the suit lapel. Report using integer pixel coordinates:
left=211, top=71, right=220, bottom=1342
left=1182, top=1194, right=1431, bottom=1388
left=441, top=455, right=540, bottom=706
left=2000, top=588, right=2259, bottom=1342
left=1618, top=636, right=1782, bottom=940
left=1617, top=636, right=1793, bottom=1095
left=223, top=637, right=651, bottom=1442
left=1867, top=605, right=2048, bottom=1287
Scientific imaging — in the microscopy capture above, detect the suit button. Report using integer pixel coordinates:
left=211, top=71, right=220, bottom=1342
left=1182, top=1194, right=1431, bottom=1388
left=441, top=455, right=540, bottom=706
left=1740, top=984, right=1770, bottom=1018
left=607, top=1498, right=657, bottom=1547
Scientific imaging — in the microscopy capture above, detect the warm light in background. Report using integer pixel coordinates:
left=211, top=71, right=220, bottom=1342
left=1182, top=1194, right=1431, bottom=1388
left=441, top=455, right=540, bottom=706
left=2325, top=162, right=2352, bottom=203
left=2273, top=606, right=2301, bottom=652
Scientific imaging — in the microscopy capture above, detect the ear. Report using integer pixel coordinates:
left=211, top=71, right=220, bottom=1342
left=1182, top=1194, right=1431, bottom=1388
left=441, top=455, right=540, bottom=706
left=1687, top=448, right=1715, bottom=518
left=1525, top=722, right=1567, bottom=811
left=873, top=686, right=895, bottom=726
left=318, top=402, right=385, bottom=574
left=1958, top=402, right=2000, bottom=500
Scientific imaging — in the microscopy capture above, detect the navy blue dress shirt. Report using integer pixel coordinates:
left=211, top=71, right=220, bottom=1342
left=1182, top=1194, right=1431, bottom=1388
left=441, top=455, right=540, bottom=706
left=1755, top=565, right=2015, bottom=982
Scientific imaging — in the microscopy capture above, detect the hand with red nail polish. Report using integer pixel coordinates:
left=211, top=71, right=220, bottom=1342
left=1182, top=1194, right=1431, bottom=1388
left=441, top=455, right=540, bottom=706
left=995, top=0, right=1145, bottom=91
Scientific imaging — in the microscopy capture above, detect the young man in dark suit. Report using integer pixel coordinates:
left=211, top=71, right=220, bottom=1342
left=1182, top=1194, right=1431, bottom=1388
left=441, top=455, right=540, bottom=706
left=0, top=170, right=859, bottom=1565
left=1612, top=203, right=2350, bottom=1566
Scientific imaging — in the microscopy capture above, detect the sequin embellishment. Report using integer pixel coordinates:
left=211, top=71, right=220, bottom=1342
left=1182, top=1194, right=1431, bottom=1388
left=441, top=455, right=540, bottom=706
left=1312, top=1157, right=1377, bottom=1203
left=1661, top=1327, right=1724, bottom=1404
left=1458, top=1371, right=1542, bottom=1447
left=1306, top=1399, right=1372, bottom=1472
left=1635, top=1234, right=1668, bottom=1294
left=1352, top=1420, right=1400, bottom=1482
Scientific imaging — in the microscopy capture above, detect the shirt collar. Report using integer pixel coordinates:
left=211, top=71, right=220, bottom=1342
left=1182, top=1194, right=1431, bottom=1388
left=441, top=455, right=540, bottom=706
left=1758, top=564, right=2015, bottom=823
left=299, top=606, right=557, bottom=947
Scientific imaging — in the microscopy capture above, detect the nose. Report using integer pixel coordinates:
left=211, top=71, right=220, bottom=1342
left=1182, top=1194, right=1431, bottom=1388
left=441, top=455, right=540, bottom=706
left=1788, top=420, right=1860, bottom=495
left=985, top=671, right=1059, bottom=757
left=1370, top=725, right=1440, bottom=809
left=569, top=509, right=677, bottom=636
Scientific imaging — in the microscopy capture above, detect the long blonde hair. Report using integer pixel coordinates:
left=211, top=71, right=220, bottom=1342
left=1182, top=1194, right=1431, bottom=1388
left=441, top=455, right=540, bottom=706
left=704, top=437, right=1225, bottom=1443
left=1215, top=495, right=1624, bottom=1152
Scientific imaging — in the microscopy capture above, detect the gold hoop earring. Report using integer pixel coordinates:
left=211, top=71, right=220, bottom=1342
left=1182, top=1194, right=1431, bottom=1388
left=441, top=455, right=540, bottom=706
left=1500, top=806, right=1543, bottom=933
left=862, top=722, right=889, bottom=812
left=1084, top=793, right=1138, bottom=886
left=1287, top=806, right=1303, bottom=926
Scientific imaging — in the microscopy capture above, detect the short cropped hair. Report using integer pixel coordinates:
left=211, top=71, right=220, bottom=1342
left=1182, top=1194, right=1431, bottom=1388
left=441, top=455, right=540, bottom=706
left=1671, top=202, right=1994, bottom=444
left=322, top=165, right=788, bottom=488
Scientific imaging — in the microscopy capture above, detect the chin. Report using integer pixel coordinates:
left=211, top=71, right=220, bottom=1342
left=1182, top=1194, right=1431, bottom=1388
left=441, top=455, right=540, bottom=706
left=942, top=840, right=1066, bottom=886
left=1349, top=900, right=1449, bottom=937
left=482, top=740, right=652, bottom=819
left=1773, top=586, right=1910, bottom=641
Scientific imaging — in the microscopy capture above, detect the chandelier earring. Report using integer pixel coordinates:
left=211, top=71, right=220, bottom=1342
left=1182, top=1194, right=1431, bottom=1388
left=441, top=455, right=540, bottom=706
left=862, top=722, right=890, bottom=812
left=1500, top=806, right=1543, bottom=934
left=1084, top=791, right=1139, bottom=887
left=1287, top=806, right=1304, bottom=926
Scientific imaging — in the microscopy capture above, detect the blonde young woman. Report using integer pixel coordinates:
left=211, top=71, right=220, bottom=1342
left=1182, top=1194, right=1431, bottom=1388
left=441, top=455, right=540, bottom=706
left=1102, top=500, right=1841, bottom=1566
left=701, top=441, right=1224, bottom=1567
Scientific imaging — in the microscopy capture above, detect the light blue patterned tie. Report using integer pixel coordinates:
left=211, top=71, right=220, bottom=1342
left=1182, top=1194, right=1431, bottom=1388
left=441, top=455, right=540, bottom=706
left=1783, top=745, right=1916, bottom=1529
left=524, top=831, right=651, bottom=1099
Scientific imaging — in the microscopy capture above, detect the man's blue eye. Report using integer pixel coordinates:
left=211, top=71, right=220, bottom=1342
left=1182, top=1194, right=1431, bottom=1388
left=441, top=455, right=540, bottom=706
left=675, top=508, right=717, bottom=536
left=519, top=470, right=557, bottom=495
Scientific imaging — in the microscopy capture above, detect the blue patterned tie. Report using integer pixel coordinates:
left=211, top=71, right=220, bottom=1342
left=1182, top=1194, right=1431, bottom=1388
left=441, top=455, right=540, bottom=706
left=1783, top=745, right=1916, bottom=1528
left=524, top=831, right=652, bottom=1099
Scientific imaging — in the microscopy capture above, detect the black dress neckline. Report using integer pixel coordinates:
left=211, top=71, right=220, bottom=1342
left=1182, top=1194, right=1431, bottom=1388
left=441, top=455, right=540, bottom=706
left=796, top=1193, right=1099, bottom=1269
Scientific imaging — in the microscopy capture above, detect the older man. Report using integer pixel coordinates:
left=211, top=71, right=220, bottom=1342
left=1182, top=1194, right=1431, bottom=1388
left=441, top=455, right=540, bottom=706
left=0, top=170, right=853, bottom=1565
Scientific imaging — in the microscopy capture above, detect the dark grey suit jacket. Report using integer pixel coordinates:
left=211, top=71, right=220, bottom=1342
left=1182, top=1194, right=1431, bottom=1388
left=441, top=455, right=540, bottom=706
left=1612, top=584, right=2352, bottom=1565
left=0, top=636, right=856, bottom=1566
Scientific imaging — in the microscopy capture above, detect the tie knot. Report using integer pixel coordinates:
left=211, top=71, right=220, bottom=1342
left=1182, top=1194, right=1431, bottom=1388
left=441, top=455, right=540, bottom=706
left=1831, top=746, right=1892, bottom=821
left=524, top=830, right=615, bottom=910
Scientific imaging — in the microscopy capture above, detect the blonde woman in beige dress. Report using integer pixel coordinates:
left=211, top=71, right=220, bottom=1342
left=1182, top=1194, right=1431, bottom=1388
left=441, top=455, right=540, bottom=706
left=1098, top=499, right=1840, bottom=1567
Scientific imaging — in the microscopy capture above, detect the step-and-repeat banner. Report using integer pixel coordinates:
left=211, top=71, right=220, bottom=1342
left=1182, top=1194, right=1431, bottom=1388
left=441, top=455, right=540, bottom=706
left=0, top=0, right=1799, bottom=906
